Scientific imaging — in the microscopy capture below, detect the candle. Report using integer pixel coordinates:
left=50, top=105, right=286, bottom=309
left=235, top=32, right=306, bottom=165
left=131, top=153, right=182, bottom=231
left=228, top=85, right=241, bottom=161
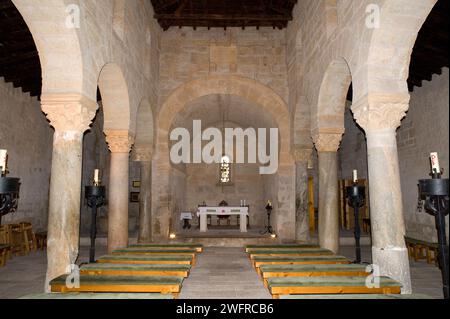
left=0, top=149, right=7, bottom=174
left=94, top=169, right=100, bottom=184
left=353, top=170, right=358, bottom=183
left=430, top=152, right=440, bottom=174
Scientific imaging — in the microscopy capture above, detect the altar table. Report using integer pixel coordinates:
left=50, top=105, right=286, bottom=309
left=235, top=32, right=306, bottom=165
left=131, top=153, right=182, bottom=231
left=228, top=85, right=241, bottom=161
left=197, top=207, right=248, bottom=232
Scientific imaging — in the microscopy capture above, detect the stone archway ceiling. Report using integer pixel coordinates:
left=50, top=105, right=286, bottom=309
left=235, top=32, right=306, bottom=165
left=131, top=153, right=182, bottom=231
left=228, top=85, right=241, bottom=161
left=0, top=0, right=41, bottom=98
left=150, top=0, right=297, bottom=30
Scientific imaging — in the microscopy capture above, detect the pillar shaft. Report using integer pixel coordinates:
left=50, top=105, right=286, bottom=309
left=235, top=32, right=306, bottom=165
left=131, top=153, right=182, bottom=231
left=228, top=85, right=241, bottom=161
left=138, top=161, right=152, bottom=243
left=41, top=94, right=97, bottom=292
left=105, top=130, right=134, bottom=253
left=294, top=149, right=312, bottom=243
left=353, top=93, right=412, bottom=293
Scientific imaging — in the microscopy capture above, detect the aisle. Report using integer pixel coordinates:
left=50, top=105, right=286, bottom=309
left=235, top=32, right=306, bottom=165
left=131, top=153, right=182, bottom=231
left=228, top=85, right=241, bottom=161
left=179, top=247, right=271, bottom=299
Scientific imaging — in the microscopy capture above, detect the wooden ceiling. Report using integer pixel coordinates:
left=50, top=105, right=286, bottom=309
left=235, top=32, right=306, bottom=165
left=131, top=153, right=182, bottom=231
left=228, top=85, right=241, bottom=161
left=0, top=0, right=448, bottom=99
left=151, top=0, right=297, bottom=30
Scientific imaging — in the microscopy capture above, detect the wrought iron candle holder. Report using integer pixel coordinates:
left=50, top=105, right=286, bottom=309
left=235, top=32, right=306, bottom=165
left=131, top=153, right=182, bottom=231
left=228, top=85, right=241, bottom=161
left=346, top=184, right=365, bottom=264
left=85, top=185, right=106, bottom=263
left=260, top=203, right=274, bottom=235
left=0, top=175, right=21, bottom=226
left=418, top=175, right=449, bottom=299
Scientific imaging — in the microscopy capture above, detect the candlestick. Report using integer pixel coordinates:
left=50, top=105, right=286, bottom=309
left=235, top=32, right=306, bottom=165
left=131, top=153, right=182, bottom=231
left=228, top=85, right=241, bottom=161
left=353, top=170, right=358, bottom=183
left=0, top=150, right=7, bottom=174
left=93, top=169, right=100, bottom=185
left=430, top=152, right=440, bottom=175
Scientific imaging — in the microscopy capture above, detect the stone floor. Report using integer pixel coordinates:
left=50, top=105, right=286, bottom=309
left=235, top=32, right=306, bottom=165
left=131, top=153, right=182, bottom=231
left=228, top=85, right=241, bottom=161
left=0, top=245, right=444, bottom=299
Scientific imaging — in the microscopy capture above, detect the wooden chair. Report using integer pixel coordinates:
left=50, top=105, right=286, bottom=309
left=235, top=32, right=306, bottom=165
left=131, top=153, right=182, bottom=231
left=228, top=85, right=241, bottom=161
left=19, top=222, right=37, bottom=253
left=35, top=231, right=47, bottom=250
left=0, top=244, right=9, bottom=267
left=0, top=225, right=12, bottom=260
left=10, top=223, right=27, bottom=256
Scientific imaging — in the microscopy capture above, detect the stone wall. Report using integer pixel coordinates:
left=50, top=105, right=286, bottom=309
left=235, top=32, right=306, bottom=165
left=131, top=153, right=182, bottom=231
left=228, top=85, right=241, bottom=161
left=0, top=78, right=53, bottom=230
left=398, top=68, right=449, bottom=242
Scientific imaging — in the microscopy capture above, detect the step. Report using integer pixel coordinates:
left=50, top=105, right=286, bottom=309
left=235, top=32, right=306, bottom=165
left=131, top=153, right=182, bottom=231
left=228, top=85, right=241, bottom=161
left=80, top=263, right=191, bottom=277
left=129, top=243, right=203, bottom=253
left=50, top=275, right=184, bottom=296
left=245, top=244, right=319, bottom=252
left=248, top=248, right=334, bottom=259
left=259, top=264, right=370, bottom=279
left=97, top=254, right=194, bottom=265
left=19, top=292, right=174, bottom=299
left=268, top=276, right=401, bottom=298
left=280, top=294, right=432, bottom=299
left=253, top=255, right=350, bottom=269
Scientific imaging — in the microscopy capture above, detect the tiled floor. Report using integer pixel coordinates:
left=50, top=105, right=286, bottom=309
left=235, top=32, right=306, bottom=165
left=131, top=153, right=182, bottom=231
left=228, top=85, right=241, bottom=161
left=0, top=245, right=445, bottom=299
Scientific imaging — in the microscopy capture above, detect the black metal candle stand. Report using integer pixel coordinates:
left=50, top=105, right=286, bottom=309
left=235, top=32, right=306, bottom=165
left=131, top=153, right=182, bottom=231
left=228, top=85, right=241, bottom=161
left=346, top=184, right=365, bottom=264
left=0, top=176, right=20, bottom=226
left=85, top=185, right=106, bottom=263
left=418, top=176, right=449, bottom=299
left=260, top=204, right=274, bottom=235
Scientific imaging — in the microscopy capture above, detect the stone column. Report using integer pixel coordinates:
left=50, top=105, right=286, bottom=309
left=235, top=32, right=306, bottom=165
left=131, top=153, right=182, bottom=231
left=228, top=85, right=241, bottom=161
left=293, top=149, right=312, bottom=243
left=353, top=93, right=412, bottom=294
left=41, top=94, right=98, bottom=292
left=313, top=132, right=343, bottom=254
left=105, top=130, right=134, bottom=253
left=133, top=147, right=153, bottom=243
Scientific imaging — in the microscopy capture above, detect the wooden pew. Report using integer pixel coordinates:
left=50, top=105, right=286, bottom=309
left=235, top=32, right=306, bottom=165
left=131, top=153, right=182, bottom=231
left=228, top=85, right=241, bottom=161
left=280, top=294, right=432, bottom=299
left=248, top=248, right=334, bottom=259
left=245, top=244, right=319, bottom=253
left=50, top=275, right=184, bottom=298
left=19, top=292, right=175, bottom=299
left=130, top=243, right=203, bottom=253
left=267, top=276, right=401, bottom=299
left=405, top=236, right=439, bottom=265
left=253, top=255, right=351, bottom=270
left=80, top=263, right=191, bottom=278
left=97, top=254, right=194, bottom=266
left=111, top=249, right=197, bottom=265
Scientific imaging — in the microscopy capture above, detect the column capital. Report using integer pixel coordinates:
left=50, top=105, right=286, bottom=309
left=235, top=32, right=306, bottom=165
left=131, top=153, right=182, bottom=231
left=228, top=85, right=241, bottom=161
left=132, top=146, right=153, bottom=162
left=41, top=93, right=98, bottom=133
left=292, top=148, right=312, bottom=164
left=352, top=93, right=410, bottom=132
left=105, top=130, right=134, bottom=153
left=312, top=129, right=344, bottom=152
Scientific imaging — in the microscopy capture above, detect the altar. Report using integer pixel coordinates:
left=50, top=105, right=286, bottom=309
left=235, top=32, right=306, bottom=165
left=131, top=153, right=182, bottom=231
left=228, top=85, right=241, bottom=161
left=197, top=206, right=249, bottom=233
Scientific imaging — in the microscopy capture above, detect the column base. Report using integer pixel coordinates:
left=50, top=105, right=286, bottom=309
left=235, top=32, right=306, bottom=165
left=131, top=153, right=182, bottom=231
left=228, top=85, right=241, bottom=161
left=372, top=246, right=412, bottom=294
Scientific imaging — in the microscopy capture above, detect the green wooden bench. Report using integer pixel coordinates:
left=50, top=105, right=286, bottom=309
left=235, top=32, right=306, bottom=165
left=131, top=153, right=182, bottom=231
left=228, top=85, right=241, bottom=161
left=405, top=236, right=439, bottom=264
left=245, top=244, right=319, bottom=253
left=130, top=243, right=203, bottom=253
left=267, top=276, right=401, bottom=298
left=19, top=292, right=174, bottom=299
left=50, top=275, right=184, bottom=298
left=81, top=263, right=191, bottom=277
left=253, top=255, right=350, bottom=270
left=248, top=248, right=334, bottom=259
left=259, top=264, right=370, bottom=281
left=280, top=294, right=432, bottom=299
left=0, top=244, right=10, bottom=267
left=97, top=254, right=194, bottom=266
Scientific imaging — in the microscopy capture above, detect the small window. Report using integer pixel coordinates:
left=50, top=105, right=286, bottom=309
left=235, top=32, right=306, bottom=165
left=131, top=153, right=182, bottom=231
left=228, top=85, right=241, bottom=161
left=220, top=155, right=231, bottom=183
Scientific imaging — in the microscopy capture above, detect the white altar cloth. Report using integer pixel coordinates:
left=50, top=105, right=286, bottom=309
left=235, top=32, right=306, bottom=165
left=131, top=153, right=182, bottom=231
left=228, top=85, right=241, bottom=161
left=197, top=206, right=248, bottom=232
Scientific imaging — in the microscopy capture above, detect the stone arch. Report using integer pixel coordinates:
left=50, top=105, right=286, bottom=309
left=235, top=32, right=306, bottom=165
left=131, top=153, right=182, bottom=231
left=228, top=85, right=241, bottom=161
left=98, top=63, right=131, bottom=132
left=157, top=75, right=292, bottom=163
left=367, top=0, right=437, bottom=95
left=313, top=58, right=352, bottom=135
left=11, top=0, right=86, bottom=98
left=134, top=98, right=155, bottom=151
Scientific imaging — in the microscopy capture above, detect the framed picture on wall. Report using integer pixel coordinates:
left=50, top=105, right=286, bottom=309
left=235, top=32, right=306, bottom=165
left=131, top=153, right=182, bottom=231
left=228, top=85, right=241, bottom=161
left=132, top=181, right=141, bottom=188
left=130, top=192, right=140, bottom=202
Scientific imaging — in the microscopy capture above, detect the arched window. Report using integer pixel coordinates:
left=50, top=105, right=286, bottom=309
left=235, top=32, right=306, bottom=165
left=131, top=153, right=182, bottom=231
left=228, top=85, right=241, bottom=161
left=220, top=155, right=231, bottom=183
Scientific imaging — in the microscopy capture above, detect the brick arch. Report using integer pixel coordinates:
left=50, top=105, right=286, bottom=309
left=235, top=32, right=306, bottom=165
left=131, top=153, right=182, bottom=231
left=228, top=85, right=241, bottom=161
left=157, top=75, right=292, bottom=163
left=98, top=63, right=131, bottom=132
left=313, top=58, right=352, bottom=134
left=12, top=0, right=86, bottom=98
left=367, top=0, right=437, bottom=94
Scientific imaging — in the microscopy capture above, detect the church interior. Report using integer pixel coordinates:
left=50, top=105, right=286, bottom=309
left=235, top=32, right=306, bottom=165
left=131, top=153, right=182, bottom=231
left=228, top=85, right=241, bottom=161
left=0, top=0, right=448, bottom=300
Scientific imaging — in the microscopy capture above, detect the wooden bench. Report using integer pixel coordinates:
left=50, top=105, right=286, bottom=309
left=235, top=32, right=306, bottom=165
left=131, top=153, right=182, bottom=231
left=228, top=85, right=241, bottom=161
left=253, top=255, right=351, bottom=270
left=130, top=243, right=203, bottom=253
left=248, top=248, right=334, bottom=259
left=97, top=254, right=194, bottom=266
left=80, top=263, right=191, bottom=278
left=405, top=237, right=439, bottom=265
left=259, top=264, right=370, bottom=282
left=19, top=292, right=175, bottom=299
left=50, top=275, right=184, bottom=298
left=280, top=294, right=432, bottom=299
left=267, top=276, right=401, bottom=299
left=111, top=249, right=197, bottom=265
left=245, top=244, right=319, bottom=253
left=0, top=244, right=10, bottom=267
